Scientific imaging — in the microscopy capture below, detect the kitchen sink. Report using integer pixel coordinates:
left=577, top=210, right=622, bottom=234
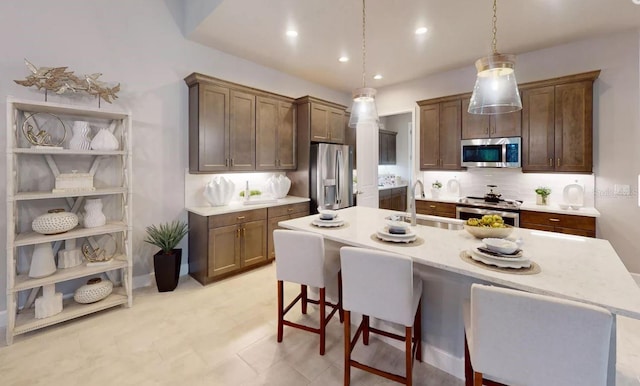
left=386, top=214, right=464, bottom=230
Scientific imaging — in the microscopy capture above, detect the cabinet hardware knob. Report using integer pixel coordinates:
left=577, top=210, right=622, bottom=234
left=485, top=127, right=489, bottom=134
left=242, top=227, right=246, bottom=236
left=230, top=158, right=234, bottom=167
left=236, top=228, right=240, bottom=238
left=549, top=218, right=560, bottom=222
left=557, top=158, right=560, bottom=167
left=429, top=205, right=436, bottom=208
left=549, top=158, right=553, bottom=166
left=287, top=208, right=293, bottom=212
left=237, top=216, right=245, bottom=220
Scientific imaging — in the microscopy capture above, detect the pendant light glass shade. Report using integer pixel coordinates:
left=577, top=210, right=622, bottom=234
left=468, top=53, right=522, bottom=114
left=349, top=87, right=379, bottom=128
left=348, top=0, right=379, bottom=128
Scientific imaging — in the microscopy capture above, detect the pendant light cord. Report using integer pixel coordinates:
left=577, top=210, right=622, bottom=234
left=361, top=0, right=367, bottom=88
left=491, top=0, right=498, bottom=54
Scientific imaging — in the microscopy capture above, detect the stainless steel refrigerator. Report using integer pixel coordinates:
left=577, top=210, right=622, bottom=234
left=310, top=143, right=353, bottom=212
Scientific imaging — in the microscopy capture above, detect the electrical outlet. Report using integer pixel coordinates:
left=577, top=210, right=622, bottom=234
left=614, top=184, right=630, bottom=196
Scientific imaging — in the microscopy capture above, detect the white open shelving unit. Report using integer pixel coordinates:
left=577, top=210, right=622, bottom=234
left=5, top=97, right=133, bottom=345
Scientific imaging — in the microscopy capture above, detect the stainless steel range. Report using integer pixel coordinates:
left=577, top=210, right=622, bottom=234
left=456, top=196, right=522, bottom=227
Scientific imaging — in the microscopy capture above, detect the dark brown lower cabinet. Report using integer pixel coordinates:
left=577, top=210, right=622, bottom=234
left=519, top=210, right=595, bottom=238
left=267, top=202, right=310, bottom=260
left=416, top=200, right=457, bottom=218
left=189, top=208, right=268, bottom=285
left=379, top=187, right=407, bottom=211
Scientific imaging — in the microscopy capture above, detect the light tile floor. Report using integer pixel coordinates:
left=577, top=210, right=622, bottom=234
left=1, top=263, right=639, bottom=385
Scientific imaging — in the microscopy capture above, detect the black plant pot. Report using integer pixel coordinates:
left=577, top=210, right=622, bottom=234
left=153, top=249, right=182, bottom=292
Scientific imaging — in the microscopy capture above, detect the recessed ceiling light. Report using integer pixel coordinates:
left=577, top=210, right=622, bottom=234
left=338, top=56, right=349, bottom=63
left=415, top=27, right=428, bottom=35
left=286, top=30, right=298, bottom=37
left=373, top=74, right=383, bottom=80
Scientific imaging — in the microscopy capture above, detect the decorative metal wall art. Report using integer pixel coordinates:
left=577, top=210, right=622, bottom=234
left=14, top=58, right=120, bottom=106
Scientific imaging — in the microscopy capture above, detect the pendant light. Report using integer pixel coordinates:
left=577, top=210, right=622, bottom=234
left=348, top=0, right=379, bottom=128
left=468, top=0, right=522, bottom=115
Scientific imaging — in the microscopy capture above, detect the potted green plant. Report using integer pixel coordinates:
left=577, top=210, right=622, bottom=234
left=535, top=187, right=551, bottom=205
left=144, top=220, right=188, bottom=292
left=431, top=180, right=442, bottom=199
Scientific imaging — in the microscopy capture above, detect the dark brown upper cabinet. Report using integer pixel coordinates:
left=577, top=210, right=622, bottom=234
left=256, top=96, right=296, bottom=170
left=461, top=97, right=522, bottom=139
left=296, top=96, right=347, bottom=144
left=379, top=129, right=397, bottom=165
left=418, top=97, right=462, bottom=171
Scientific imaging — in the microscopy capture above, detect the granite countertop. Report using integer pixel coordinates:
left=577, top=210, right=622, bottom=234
left=279, top=206, right=640, bottom=319
left=186, top=196, right=310, bottom=216
left=378, top=184, right=408, bottom=191
left=415, top=196, right=600, bottom=217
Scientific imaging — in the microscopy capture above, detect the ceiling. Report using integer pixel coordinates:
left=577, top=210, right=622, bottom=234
left=186, top=0, right=640, bottom=92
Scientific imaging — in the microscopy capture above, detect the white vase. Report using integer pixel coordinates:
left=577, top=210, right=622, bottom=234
left=431, top=188, right=440, bottom=199
left=266, top=175, right=291, bottom=198
left=83, top=198, right=106, bottom=228
left=90, top=128, right=119, bottom=151
left=536, top=194, right=549, bottom=205
left=29, top=243, right=57, bottom=278
left=204, top=176, right=235, bottom=206
left=69, top=121, right=92, bottom=150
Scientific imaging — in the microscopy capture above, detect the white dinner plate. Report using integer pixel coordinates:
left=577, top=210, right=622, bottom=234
left=312, top=218, right=344, bottom=227
left=468, top=249, right=531, bottom=268
left=476, top=246, right=526, bottom=261
left=315, top=215, right=341, bottom=223
left=377, top=226, right=416, bottom=239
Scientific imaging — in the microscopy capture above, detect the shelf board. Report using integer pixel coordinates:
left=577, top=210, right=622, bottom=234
left=10, top=98, right=130, bottom=120
left=14, top=289, right=128, bottom=336
left=12, top=256, right=128, bottom=292
left=12, top=148, right=126, bottom=156
left=12, top=187, right=127, bottom=201
left=15, top=221, right=127, bottom=246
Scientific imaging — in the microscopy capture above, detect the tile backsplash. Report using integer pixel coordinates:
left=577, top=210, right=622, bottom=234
left=420, top=168, right=595, bottom=207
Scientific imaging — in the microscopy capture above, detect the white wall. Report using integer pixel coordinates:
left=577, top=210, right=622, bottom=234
left=376, top=30, right=640, bottom=274
left=0, top=0, right=349, bottom=312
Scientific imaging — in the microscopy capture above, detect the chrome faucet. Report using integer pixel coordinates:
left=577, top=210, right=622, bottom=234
left=410, top=179, right=425, bottom=226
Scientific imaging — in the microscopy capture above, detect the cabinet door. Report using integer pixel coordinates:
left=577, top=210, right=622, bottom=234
left=519, top=222, right=554, bottom=233
left=208, top=225, right=240, bottom=278
left=522, top=86, right=555, bottom=172
left=379, top=189, right=392, bottom=209
left=378, top=132, right=388, bottom=164
left=419, top=104, right=440, bottom=170
left=554, top=81, right=593, bottom=173
left=328, top=108, right=345, bottom=143
left=229, top=90, right=256, bottom=171
left=391, top=188, right=405, bottom=211
left=241, top=220, right=267, bottom=267
left=439, top=100, right=462, bottom=170
left=255, top=96, right=278, bottom=170
left=310, top=103, right=329, bottom=141
left=195, top=84, right=229, bottom=172
left=387, top=133, right=396, bottom=164
left=462, top=98, right=490, bottom=139
left=492, top=109, right=522, bottom=137
left=277, top=101, right=296, bottom=169
left=267, top=214, right=289, bottom=260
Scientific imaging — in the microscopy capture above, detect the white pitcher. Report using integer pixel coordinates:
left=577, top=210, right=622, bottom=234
left=84, top=198, right=106, bottom=228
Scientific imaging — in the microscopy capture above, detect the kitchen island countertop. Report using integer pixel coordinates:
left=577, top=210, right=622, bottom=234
left=279, top=206, right=640, bottom=319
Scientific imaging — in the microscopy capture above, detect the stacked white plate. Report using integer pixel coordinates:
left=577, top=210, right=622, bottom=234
left=468, top=245, right=531, bottom=268
left=311, top=215, right=344, bottom=227
left=376, top=227, right=417, bottom=243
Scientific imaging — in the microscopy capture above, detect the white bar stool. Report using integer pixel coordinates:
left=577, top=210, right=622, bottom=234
left=463, top=283, right=613, bottom=386
left=340, top=246, right=422, bottom=386
left=273, top=229, right=343, bottom=355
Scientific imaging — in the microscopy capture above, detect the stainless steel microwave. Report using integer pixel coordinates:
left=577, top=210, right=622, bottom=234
left=461, top=137, right=521, bottom=168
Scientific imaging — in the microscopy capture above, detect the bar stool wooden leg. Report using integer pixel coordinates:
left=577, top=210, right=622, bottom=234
left=344, top=310, right=352, bottom=386
left=277, top=280, right=284, bottom=343
left=473, top=372, right=483, bottom=386
left=301, top=285, right=308, bottom=314
left=464, top=335, right=473, bottom=386
left=338, top=271, right=344, bottom=323
left=319, top=287, right=327, bottom=355
left=405, top=326, right=413, bottom=386
left=415, top=302, right=422, bottom=362
left=363, top=315, right=370, bottom=345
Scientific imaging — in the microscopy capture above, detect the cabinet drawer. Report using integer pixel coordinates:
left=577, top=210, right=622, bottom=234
left=520, top=210, right=595, bottom=232
left=416, top=200, right=456, bottom=218
left=209, top=209, right=267, bottom=228
left=268, top=202, right=309, bottom=218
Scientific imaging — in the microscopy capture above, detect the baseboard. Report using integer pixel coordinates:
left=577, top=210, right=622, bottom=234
left=132, top=263, right=190, bottom=290
left=0, top=310, right=6, bottom=328
left=421, top=343, right=465, bottom=380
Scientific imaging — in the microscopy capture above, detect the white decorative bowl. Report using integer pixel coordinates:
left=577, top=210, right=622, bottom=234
left=74, top=278, right=113, bottom=304
left=204, top=176, right=235, bottom=206
left=318, top=208, right=338, bottom=220
left=266, top=175, right=291, bottom=199
left=32, top=210, right=79, bottom=234
left=482, top=238, right=519, bottom=254
left=463, top=224, right=514, bottom=239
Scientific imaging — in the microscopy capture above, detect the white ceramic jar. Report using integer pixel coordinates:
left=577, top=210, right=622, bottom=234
left=204, top=176, right=235, bottom=206
left=83, top=198, right=106, bottom=228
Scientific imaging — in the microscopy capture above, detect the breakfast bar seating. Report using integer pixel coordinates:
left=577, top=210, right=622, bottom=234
left=273, top=230, right=343, bottom=355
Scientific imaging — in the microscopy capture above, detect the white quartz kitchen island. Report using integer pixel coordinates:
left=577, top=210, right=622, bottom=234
left=279, top=206, right=640, bottom=379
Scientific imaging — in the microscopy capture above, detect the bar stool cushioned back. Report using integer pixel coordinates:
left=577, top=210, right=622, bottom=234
left=464, top=283, right=613, bottom=386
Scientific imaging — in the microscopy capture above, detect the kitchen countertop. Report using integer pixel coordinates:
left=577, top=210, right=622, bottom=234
left=416, top=196, right=600, bottom=217
left=186, top=196, right=309, bottom=216
left=378, top=184, right=408, bottom=191
left=279, top=206, right=640, bottom=319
